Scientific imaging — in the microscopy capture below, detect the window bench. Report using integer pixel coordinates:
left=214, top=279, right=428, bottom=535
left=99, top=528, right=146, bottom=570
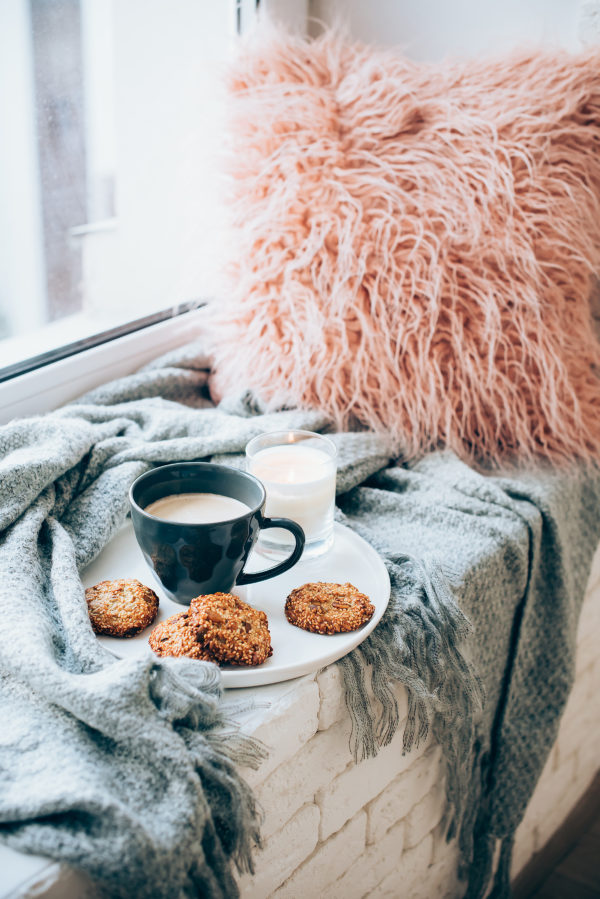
left=2, top=546, right=599, bottom=899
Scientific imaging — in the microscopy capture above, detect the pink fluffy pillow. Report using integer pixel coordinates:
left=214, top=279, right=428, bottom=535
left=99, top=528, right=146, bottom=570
left=206, top=28, right=600, bottom=467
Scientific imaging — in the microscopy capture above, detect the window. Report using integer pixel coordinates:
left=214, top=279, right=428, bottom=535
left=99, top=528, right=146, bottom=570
left=0, top=0, right=307, bottom=424
left=0, top=0, right=246, bottom=381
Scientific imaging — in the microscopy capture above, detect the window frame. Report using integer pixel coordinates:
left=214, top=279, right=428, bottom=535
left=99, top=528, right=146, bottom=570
left=0, top=306, right=207, bottom=425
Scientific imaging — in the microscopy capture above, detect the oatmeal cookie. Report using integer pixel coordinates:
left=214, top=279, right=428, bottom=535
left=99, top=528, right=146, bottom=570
left=285, top=582, right=375, bottom=635
left=85, top=578, right=159, bottom=637
left=148, top=611, right=217, bottom=661
left=190, top=592, right=273, bottom=666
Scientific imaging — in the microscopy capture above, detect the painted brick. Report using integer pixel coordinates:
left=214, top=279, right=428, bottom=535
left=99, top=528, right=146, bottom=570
left=368, top=833, right=434, bottom=898
left=317, top=726, right=431, bottom=840
left=321, top=819, right=406, bottom=899
left=255, top=718, right=354, bottom=839
left=430, top=819, right=454, bottom=864
left=511, top=821, right=537, bottom=880
left=573, top=739, right=600, bottom=791
left=237, top=804, right=319, bottom=899
left=578, top=585, right=600, bottom=640
left=405, top=779, right=447, bottom=849
left=515, top=741, right=557, bottom=845
left=273, top=812, right=367, bottom=899
left=534, top=743, right=598, bottom=852
left=515, top=744, right=563, bottom=854
left=555, top=670, right=600, bottom=767
left=584, top=545, right=600, bottom=596
left=532, top=744, right=558, bottom=793
left=409, top=845, right=462, bottom=899
left=514, top=751, right=549, bottom=868
left=574, top=627, right=600, bottom=679
left=237, top=681, right=320, bottom=788
left=568, top=663, right=600, bottom=711
left=317, top=664, right=346, bottom=731
left=531, top=754, right=578, bottom=852
left=367, top=745, right=443, bottom=844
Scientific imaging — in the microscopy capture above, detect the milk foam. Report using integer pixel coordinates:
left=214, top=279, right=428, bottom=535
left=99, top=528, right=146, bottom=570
left=145, top=492, right=250, bottom=523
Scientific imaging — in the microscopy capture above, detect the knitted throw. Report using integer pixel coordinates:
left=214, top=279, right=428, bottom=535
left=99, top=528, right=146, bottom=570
left=0, top=344, right=599, bottom=898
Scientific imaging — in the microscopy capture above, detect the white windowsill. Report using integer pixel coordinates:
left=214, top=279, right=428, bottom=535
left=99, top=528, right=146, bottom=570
left=1, top=307, right=142, bottom=370
left=0, top=308, right=207, bottom=426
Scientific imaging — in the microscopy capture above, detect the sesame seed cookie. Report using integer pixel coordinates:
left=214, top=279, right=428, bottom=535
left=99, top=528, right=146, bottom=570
left=148, top=611, right=217, bottom=661
left=85, top=578, right=159, bottom=637
left=190, top=592, right=273, bottom=667
left=285, top=582, right=375, bottom=635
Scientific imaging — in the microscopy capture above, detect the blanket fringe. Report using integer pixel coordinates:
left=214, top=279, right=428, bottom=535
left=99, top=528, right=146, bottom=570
left=149, top=658, right=267, bottom=882
left=340, top=552, right=485, bottom=846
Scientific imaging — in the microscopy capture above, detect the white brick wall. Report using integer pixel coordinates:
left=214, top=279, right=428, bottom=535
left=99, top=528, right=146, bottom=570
left=317, top=663, right=347, bottom=730
left=405, top=779, right=447, bottom=850
left=238, top=804, right=320, bottom=899
left=254, top=718, right=354, bottom=839
left=317, top=725, right=432, bottom=841
left=236, top=669, right=453, bottom=898
left=236, top=554, right=600, bottom=898
left=235, top=679, right=320, bottom=788
left=366, top=746, right=443, bottom=844
left=272, top=813, right=367, bottom=898
left=321, top=818, right=409, bottom=899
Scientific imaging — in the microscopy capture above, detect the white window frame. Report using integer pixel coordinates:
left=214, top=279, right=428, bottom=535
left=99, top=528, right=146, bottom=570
left=0, top=308, right=206, bottom=425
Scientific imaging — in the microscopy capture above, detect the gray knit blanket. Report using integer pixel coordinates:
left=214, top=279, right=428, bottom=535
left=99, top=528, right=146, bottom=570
left=1, top=343, right=599, bottom=899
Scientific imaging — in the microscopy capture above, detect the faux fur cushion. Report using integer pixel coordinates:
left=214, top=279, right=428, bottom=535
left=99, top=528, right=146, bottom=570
left=206, top=28, right=600, bottom=467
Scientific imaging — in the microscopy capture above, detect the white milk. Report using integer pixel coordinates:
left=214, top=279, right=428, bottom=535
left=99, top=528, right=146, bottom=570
left=145, top=492, right=250, bottom=523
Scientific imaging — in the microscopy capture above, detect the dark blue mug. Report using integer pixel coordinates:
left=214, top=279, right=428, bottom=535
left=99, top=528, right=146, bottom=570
left=129, top=461, right=305, bottom=605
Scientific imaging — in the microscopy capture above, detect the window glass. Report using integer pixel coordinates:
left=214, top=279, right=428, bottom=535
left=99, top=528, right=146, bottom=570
left=0, top=0, right=238, bottom=377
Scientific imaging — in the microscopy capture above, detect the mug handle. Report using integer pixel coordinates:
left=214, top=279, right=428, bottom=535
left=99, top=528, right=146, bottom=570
left=236, top=517, right=305, bottom=586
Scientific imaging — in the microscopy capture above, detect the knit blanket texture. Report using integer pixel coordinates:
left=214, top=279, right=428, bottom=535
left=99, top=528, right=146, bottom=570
left=0, top=343, right=599, bottom=899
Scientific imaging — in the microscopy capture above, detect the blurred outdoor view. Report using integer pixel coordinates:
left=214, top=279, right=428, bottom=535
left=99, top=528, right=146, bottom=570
left=0, top=0, right=235, bottom=371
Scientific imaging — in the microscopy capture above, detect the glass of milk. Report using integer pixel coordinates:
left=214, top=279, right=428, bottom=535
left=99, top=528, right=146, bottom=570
left=246, top=430, right=337, bottom=559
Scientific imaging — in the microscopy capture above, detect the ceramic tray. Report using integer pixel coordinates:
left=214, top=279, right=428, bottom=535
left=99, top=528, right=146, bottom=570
left=83, top=522, right=390, bottom=689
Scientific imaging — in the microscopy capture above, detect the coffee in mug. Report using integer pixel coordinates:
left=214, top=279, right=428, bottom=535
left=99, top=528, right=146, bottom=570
left=129, top=462, right=305, bottom=604
left=144, top=493, right=251, bottom=523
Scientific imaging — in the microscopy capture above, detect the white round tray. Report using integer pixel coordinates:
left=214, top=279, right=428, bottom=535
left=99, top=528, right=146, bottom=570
left=83, top=522, right=390, bottom=689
